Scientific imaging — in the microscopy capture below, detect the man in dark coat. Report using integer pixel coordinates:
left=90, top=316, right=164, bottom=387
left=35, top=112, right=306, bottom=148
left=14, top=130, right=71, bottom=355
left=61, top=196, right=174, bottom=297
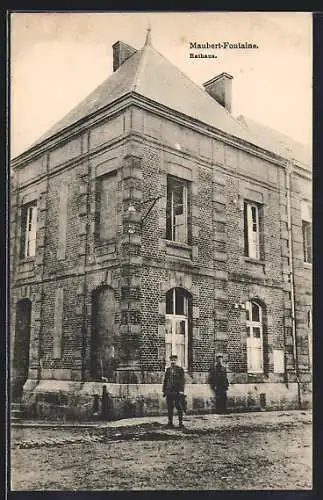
left=208, top=355, right=229, bottom=414
left=162, top=354, right=185, bottom=428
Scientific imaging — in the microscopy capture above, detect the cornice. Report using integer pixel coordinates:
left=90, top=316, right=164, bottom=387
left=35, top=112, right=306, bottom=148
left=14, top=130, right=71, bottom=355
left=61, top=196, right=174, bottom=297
left=11, top=91, right=312, bottom=179
left=10, top=93, right=134, bottom=168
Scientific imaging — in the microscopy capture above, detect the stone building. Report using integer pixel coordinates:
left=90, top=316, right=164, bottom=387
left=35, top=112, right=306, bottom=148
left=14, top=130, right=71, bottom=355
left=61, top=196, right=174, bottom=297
left=10, top=31, right=312, bottom=420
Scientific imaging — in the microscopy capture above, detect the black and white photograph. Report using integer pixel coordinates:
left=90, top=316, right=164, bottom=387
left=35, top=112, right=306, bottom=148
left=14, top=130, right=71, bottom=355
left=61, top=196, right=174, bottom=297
left=9, top=11, right=312, bottom=491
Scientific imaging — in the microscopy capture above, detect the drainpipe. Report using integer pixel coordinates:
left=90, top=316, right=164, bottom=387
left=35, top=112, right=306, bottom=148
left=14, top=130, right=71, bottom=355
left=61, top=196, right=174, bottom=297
left=81, top=131, right=91, bottom=382
left=285, top=160, right=301, bottom=409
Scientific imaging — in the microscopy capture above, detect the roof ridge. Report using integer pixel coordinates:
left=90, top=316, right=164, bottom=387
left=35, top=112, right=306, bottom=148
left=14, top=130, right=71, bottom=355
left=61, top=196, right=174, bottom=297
left=132, top=47, right=146, bottom=92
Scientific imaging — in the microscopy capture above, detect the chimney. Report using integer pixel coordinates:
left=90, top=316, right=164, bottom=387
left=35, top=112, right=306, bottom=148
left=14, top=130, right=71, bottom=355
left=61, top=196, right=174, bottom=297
left=112, top=41, right=137, bottom=72
left=203, top=72, right=233, bottom=113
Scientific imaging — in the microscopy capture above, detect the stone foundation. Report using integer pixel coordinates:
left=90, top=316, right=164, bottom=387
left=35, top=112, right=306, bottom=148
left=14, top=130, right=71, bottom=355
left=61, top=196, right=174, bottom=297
left=20, top=379, right=312, bottom=421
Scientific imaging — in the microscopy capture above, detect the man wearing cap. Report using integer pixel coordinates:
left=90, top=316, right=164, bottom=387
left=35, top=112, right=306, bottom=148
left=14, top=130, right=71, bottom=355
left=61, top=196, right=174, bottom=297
left=162, top=354, right=185, bottom=428
left=208, top=355, right=229, bottom=414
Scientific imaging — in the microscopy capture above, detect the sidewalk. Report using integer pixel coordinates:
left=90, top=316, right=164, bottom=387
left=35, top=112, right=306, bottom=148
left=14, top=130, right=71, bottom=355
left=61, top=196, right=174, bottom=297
left=11, top=409, right=312, bottom=449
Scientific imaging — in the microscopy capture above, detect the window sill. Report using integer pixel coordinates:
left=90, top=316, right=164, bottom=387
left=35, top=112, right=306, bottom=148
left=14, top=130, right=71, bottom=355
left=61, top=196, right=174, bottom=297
left=165, top=240, right=192, bottom=260
left=303, top=262, right=312, bottom=269
left=165, top=240, right=191, bottom=250
left=94, top=240, right=116, bottom=258
left=19, top=256, right=35, bottom=264
left=244, top=257, right=265, bottom=265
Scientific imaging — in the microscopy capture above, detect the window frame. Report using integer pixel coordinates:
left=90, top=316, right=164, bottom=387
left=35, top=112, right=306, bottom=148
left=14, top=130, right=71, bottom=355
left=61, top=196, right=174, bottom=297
left=166, top=175, right=189, bottom=245
left=95, top=171, right=118, bottom=244
left=307, top=308, right=312, bottom=371
left=246, top=300, right=264, bottom=373
left=165, top=288, right=190, bottom=370
left=302, top=220, right=312, bottom=264
left=244, top=201, right=263, bottom=260
left=20, top=201, right=37, bottom=259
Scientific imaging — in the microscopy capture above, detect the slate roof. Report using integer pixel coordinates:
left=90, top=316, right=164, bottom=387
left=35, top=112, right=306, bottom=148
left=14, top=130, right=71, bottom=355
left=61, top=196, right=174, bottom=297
left=237, top=115, right=311, bottom=168
left=32, top=39, right=260, bottom=150
left=31, top=36, right=310, bottom=168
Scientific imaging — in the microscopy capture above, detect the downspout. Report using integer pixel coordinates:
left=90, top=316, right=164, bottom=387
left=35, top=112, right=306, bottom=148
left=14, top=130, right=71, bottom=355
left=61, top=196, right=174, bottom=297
left=285, top=161, right=302, bottom=409
left=81, top=131, right=91, bottom=382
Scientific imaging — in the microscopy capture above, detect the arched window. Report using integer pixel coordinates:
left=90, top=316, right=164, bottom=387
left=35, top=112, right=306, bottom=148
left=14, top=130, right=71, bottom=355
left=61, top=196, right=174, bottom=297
left=246, top=300, right=263, bottom=373
left=165, top=288, right=191, bottom=369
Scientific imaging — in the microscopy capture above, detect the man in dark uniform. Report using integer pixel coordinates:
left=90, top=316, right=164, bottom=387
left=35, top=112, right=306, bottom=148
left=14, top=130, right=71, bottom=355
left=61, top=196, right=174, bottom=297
left=208, top=355, right=229, bottom=414
left=162, top=354, right=185, bottom=428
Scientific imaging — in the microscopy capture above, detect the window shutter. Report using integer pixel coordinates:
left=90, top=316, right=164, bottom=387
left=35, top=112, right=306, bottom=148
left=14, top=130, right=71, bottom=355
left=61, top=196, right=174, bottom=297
left=247, top=203, right=254, bottom=257
left=244, top=203, right=249, bottom=256
left=28, top=205, right=37, bottom=257
left=258, top=205, right=264, bottom=259
left=94, top=180, right=101, bottom=241
left=20, top=207, right=28, bottom=258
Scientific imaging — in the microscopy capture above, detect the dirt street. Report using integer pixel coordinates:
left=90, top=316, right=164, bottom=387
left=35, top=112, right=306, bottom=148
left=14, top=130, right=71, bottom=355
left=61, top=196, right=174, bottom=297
left=10, top=413, right=312, bottom=490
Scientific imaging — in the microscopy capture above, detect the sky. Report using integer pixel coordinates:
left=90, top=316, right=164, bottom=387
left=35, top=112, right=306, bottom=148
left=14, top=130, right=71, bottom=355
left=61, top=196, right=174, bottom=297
left=10, top=12, right=312, bottom=158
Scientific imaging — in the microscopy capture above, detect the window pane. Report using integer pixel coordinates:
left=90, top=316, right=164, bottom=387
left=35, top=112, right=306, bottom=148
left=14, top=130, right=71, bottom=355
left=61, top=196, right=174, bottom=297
left=251, top=206, right=258, bottom=231
left=166, top=176, right=188, bottom=243
left=176, top=320, right=186, bottom=335
left=253, top=327, right=261, bottom=339
left=246, top=326, right=251, bottom=337
left=22, top=202, right=37, bottom=258
left=247, top=345, right=262, bottom=371
left=175, top=289, right=185, bottom=315
left=165, top=342, right=172, bottom=363
left=173, top=182, right=184, bottom=213
left=251, top=302, right=260, bottom=322
left=177, top=344, right=185, bottom=368
left=166, top=290, right=173, bottom=314
left=174, top=215, right=186, bottom=242
left=247, top=345, right=253, bottom=371
left=245, top=203, right=261, bottom=259
left=245, top=301, right=250, bottom=321
left=165, top=318, right=173, bottom=335
left=253, top=347, right=262, bottom=370
left=166, top=187, right=173, bottom=240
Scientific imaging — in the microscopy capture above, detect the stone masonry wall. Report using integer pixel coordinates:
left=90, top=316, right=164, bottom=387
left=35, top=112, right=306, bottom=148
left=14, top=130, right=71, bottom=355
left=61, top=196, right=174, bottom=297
left=11, top=104, right=311, bottom=418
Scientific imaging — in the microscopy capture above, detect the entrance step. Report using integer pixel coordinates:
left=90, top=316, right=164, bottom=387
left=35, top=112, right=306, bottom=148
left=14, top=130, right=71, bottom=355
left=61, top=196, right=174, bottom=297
left=11, top=402, right=24, bottom=422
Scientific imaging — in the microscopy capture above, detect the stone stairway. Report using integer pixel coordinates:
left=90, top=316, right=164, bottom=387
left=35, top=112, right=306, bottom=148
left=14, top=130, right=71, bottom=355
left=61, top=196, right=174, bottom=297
left=11, top=401, right=24, bottom=422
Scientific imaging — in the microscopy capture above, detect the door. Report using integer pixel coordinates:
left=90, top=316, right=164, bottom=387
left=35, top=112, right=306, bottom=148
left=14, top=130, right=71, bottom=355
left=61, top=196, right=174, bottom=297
left=246, top=300, right=263, bottom=373
left=13, top=299, right=32, bottom=399
left=165, top=316, right=188, bottom=369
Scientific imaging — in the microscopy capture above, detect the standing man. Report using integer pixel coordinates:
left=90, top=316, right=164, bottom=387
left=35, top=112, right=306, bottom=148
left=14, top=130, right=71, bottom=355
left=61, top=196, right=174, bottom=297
left=162, top=354, right=185, bottom=428
left=208, top=355, right=229, bottom=414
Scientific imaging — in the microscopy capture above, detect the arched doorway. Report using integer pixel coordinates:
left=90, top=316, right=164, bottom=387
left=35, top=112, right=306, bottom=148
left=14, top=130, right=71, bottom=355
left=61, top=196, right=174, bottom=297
left=12, top=299, right=32, bottom=400
left=91, top=286, right=117, bottom=381
left=246, top=300, right=264, bottom=373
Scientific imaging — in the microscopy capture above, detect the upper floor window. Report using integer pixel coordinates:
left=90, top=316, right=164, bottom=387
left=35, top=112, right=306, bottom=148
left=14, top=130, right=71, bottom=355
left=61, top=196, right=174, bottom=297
left=301, top=200, right=312, bottom=264
left=244, top=201, right=263, bottom=260
left=166, top=176, right=190, bottom=244
left=302, top=220, right=312, bottom=264
left=246, top=300, right=263, bottom=373
left=95, top=172, right=118, bottom=242
left=20, top=202, right=37, bottom=258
